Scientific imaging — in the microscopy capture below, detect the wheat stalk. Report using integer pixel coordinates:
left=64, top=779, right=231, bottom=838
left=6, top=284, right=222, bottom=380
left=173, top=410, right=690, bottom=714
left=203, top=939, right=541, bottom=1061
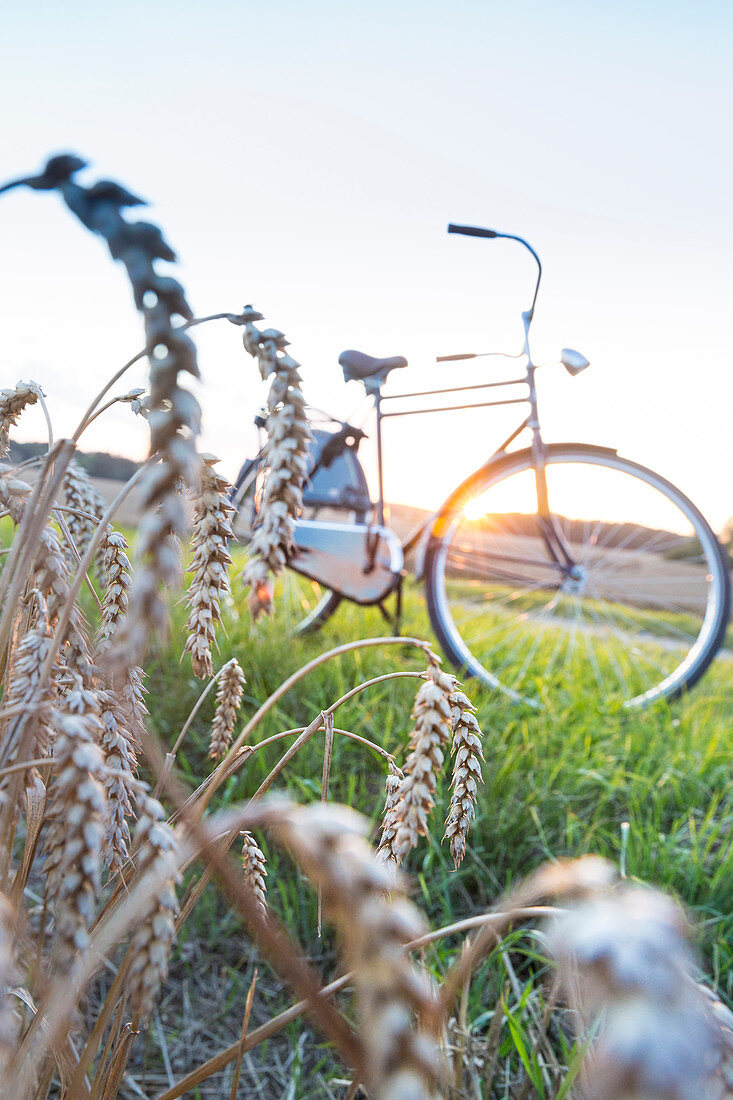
left=191, top=637, right=439, bottom=816
left=184, top=455, right=235, bottom=679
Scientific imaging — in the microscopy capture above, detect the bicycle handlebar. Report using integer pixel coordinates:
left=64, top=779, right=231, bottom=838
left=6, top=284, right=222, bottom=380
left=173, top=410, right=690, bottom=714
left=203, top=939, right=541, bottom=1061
left=448, top=221, right=543, bottom=324
left=448, top=223, right=498, bottom=238
left=436, top=352, right=478, bottom=362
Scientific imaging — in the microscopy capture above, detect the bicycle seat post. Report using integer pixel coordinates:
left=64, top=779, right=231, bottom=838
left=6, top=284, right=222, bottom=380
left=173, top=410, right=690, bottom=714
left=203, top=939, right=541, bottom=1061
left=339, top=349, right=408, bottom=528
left=374, top=386, right=386, bottom=527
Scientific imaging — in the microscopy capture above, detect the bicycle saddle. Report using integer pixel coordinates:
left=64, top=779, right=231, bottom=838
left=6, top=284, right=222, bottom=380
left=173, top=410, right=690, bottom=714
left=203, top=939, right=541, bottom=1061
left=339, top=349, right=408, bottom=387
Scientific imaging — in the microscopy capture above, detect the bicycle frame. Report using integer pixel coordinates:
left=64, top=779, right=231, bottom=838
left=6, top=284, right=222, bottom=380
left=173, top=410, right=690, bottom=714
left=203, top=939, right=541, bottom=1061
left=283, top=226, right=588, bottom=614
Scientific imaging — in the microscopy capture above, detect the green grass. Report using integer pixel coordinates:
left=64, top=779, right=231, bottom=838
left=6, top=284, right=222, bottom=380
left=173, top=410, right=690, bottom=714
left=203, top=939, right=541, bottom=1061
left=4, top=506, right=729, bottom=1093
left=147, top=569, right=733, bottom=1007
left=144, top=562, right=731, bottom=1095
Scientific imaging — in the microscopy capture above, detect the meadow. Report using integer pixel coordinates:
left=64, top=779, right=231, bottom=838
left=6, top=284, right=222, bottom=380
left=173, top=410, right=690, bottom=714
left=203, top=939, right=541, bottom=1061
left=1, top=154, right=730, bottom=1100
left=130, top=565, right=733, bottom=1096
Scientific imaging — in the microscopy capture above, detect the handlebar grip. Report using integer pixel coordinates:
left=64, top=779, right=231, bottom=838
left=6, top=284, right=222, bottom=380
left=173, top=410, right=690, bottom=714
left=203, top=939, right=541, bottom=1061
left=447, top=223, right=498, bottom=238
left=436, top=353, right=477, bottom=362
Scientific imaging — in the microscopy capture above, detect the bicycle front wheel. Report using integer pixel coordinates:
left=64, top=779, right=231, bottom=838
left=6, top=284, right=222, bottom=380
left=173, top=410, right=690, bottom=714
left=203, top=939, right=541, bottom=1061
left=425, top=444, right=730, bottom=708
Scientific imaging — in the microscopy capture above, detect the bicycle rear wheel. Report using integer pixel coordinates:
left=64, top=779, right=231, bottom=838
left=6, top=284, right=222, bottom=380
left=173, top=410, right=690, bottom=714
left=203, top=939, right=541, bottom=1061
left=425, top=444, right=730, bottom=708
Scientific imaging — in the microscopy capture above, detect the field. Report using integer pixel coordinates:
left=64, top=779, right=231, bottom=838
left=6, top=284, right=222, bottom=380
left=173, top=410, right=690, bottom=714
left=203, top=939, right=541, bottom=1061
left=1, top=458, right=730, bottom=1096
left=132, top=562, right=733, bottom=1096
left=2, top=147, right=730, bottom=1100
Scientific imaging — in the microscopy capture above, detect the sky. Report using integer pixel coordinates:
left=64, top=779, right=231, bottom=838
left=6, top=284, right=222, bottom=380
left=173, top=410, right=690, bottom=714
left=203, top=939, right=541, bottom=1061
left=1, top=0, right=731, bottom=529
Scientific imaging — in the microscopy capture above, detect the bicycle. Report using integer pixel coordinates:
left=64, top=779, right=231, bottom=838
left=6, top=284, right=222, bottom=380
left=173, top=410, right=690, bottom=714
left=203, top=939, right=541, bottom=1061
left=232, top=224, right=731, bottom=709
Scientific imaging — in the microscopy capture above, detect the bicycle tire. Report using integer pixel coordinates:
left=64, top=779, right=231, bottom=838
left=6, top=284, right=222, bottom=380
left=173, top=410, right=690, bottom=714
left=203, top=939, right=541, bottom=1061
left=425, top=444, right=730, bottom=708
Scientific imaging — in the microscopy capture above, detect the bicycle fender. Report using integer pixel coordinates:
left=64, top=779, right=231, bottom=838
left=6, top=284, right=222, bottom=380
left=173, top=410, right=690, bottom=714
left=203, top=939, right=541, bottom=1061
left=412, top=526, right=433, bottom=582
left=427, top=443, right=619, bottom=542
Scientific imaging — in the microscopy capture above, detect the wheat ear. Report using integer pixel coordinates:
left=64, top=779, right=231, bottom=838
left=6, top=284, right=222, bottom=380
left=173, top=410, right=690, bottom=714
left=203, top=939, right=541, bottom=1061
left=443, top=688, right=484, bottom=869
left=98, top=688, right=139, bottom=872
left=273, top=803, right=445, bottom=1099
left=0, top=381, right=43, bottom=457
left=184, top=455, right=235, bottom=679
left=390, top=657, right=457, bottom=863
left=0, top=591, right=54, bottom=801
left=13, top=154, right=203, bottom=665
left=241, top=313, right=311, bottom=619
left=0, top=464, right=32, bottom=524
left=125, top=788, right=180, bottom=1019
left=96, top=525, right=149, bottom=750
left=95, top=531, right=144, bottom=871
left=34, top=524, right=96, bottom=689
left=549, top=882, right=731, bottom=1098
left=376, top=760, right=406, bottom=864
left=111, top=285, right=201, bottom=666
left=241, top=831, right=267, bottom=916
left=43, top=684, right=107, bottom=971
left=121, top=664, right=149, bottom=744
left=61, top=459, right=106, bottom=567
left=209, top=658, right=246, bottom=759
left=97, top=528, right=132, bottom=647
left=0, top=894, right=19, bottom=1070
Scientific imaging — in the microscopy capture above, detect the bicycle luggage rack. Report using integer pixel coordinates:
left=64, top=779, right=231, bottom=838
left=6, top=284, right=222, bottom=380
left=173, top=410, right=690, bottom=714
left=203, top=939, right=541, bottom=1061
left=377, top=376, right=529, bottom=419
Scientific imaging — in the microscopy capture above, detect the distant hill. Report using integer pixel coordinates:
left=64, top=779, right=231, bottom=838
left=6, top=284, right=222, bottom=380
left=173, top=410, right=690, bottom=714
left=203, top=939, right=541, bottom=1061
left=9, top=442, right=140, bottom=482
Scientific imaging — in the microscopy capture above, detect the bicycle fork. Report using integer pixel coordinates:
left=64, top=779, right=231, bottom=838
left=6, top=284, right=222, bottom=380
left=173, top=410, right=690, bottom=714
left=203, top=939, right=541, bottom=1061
left=531, top=429, right=586, bottom=591
left=525, top=349, right=581, bottom=586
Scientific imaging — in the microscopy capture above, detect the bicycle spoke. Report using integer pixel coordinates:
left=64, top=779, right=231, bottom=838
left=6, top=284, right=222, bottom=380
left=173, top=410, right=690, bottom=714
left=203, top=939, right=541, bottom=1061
left=595, top=592, right=700, bottom=644
left=583, top=582, right=674, bottom=679
left=588, top=581, right=696, bottom=650
left=514, top=598, right=564, bottom=686
left=450, top=582, right=563, bottom=652
left=543, top=601, right=573, bottom=686
left=581, top=598, right=633, bottom=696
left=577, top=601, right=606, bottom=694
left=447, top=574, right=561, bottom=629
